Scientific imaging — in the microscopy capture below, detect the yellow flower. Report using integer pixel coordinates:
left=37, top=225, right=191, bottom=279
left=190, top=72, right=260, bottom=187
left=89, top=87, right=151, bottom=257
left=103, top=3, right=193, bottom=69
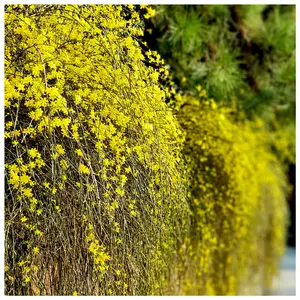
left=125, top=166, right=131, bottom=173
left=60, top=159, right=69, bottom=170
left=23, top=188, right=33, bottom=198
left=5, top=121, right=13, bottom=128
left=35, top=158, right=45, bottom=168
left=21, top=216, right=28, bottom=223
left=28, top=161, right=36, bottom=169
left=144, top=7, right=156, bottom=19
left=51, top=152, right=59, bottom=160
left=18, top=260, right=26, bottom=267
left=56, top=144, right=65, bottom=155
left=115, top=187, right=125, bottom=196
left=120, top=174, right=127, bottom=185
left=28, top=108, right=43, bottom=120
left=75, top=149, right=83, bottom=157
left=43, top=181, right=50, bottom=189
left=28, top=148, right=39, bottom=158
left=79, top=163, right=90, bottom=174
left=73, top=291, right=78, bottom=296
left=35, top=229, right=43, bottom=236
left=33, top=246, right=40, bottom=254
left=20, top=174, right=31, bottom=185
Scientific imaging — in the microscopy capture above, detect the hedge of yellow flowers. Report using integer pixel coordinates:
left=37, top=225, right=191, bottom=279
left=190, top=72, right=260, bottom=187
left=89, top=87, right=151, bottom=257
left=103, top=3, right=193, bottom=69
left=175, top=92, right=288, bottom=295
left=5, top=4, right=288, bottom=296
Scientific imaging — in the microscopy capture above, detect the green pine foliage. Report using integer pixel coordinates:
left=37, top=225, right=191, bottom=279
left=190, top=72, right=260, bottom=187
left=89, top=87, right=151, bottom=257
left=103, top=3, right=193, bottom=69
left=146, top=5, right=295, bottom=126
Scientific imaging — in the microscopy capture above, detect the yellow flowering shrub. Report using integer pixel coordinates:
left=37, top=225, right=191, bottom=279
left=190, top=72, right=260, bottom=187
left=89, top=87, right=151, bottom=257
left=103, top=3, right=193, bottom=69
left=175, top=90, right=288, bottom=295
left=5, top=4, right=188, bottom=295
left=5, top=4, right=288, bottom=296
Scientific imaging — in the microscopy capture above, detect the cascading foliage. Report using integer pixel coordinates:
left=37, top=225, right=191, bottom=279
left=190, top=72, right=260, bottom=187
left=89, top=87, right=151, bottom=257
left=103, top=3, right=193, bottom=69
left=174, top=91, right=288, bottom=295
left=5, top=4, right=289, bottom=296
left=5, top=4, right=189, bottom=295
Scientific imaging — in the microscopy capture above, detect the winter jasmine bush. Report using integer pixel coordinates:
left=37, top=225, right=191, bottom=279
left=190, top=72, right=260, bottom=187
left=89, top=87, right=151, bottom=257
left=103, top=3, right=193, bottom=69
left=5, top=4, right=288, bottom=296
left=5, top=4, right=188, bottom=295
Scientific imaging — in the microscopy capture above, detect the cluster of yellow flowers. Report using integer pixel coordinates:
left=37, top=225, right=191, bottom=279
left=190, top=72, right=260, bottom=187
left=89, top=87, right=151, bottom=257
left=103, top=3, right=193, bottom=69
left=86, top=224, right=110, bottom=276
left=5, top=4, right=288, bottom=296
